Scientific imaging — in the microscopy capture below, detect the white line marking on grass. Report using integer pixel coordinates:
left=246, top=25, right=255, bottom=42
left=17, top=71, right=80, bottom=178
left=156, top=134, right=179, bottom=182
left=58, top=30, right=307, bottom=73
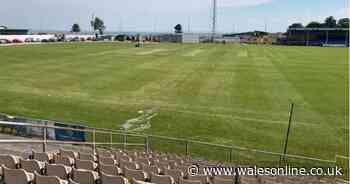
left=183, top=49, right=204, bottom=57
left=136, top=49, right=169, bottom=55
left=86, top=50, right=121, bottom=56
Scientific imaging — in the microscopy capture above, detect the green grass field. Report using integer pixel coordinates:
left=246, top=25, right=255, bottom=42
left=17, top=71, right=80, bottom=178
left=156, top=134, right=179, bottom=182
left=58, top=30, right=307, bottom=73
left=0, top=43, right=348, bottom=164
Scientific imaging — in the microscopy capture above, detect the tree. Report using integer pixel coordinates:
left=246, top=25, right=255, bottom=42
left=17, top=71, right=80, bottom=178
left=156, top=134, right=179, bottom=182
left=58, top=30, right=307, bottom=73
left=71, top=23, right=81, bottom=33
left=288, top=23, right=304, bottom=29
left=323, top=16, right=337, bottom=28
left=306, top=21, right=322, bottom=28
left=337, top=18, right=349, bottom=28
left=91, top=17, right=106, bottom=35
left=174, top=24, right=183, bottom=33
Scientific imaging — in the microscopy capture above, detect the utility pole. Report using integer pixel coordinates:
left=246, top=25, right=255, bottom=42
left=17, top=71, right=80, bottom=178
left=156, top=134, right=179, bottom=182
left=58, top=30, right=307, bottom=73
left=211, top=0, right=217, bottom=42
left=281, top=103, right=295, bottom=163
left=187, top=17, right=191, bottom=33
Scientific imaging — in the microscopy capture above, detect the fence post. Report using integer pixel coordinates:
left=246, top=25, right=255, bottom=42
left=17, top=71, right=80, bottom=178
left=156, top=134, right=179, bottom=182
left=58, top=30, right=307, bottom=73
left=123, top=132, right=127, bottom=151
left=110, top=132, right=113, bottom=150
left=42, top=126, right=47, bottom=152
left=145, top=136, right=150, bottom=153
left=92, top=128, right=96, bottom=155
left=185, top=141, right=189, bottom=156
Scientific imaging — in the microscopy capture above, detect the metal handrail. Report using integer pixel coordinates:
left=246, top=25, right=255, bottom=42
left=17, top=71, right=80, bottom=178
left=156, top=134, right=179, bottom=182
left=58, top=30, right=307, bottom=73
left=0, top=139, right=144, bottom=146
left=0, top=120, right=337, bottom=166
left=0, top=121, right=145, bottom=137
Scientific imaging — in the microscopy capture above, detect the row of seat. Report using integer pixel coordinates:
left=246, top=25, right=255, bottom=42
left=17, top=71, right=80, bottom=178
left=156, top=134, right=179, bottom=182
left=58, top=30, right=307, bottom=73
left=0, top=148, right=338, bottom=184
left=0, top=149, right=237, bottom=184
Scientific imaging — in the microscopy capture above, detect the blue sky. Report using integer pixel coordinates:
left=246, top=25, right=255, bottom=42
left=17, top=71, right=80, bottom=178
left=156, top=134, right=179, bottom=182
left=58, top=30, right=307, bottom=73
left=0, top=0, right=348, bottom=33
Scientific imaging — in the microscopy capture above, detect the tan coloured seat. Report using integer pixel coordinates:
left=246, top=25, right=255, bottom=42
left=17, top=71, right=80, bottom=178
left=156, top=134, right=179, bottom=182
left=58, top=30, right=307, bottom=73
left=0, top=154, right=20, bottom=169
left=240, top=176, right=259, bottom=184
left=124, top=166, right=148, bottom=182
left=119, top=155, right=132, bottom=162
left=150, top=172, right=175, bottom=184
left=119, top=159, right=139, bottom=170
left=79, top=153, right=97, bottom=162
left=35, top=171, right=69, bottom=184
left=2, top=165, right=34, bottom=184
left=68, top=179, right=80, bottom=184
left=179, top=178, right=202, bottom=184
left=33, top=151, right=54, bottom=163
left=100, top=163, right=122, bottom=176
left=47, top=164, right=72, bottom=180
left=98, top=150, right=113, bottom=158
left=140, top=163, right=160, bottom=175
left=75, top=159, right=98, bottom=171
left=164, top=169, right=184, bottom=184
left=162, top=160, right=178, bottom=169
left=100, top=172, right=127, bottom=184
left=187, top=175, right=208, bottom=184
left=131, top=178, right=155, bottom=184
left=55, top=156, right=74, bottom=167
left=59, top=149, right=79, bottom=159
left=173, top=158, right=185, bottom=165
left=213, top=176, right=234, bottom=184
left=21, top=159, right=45, bottom=174
left=72, top=168, right=100, bottom=184
left=136, top=158, right=150, bottom=166
left=99, top=156, right=117, bottom=165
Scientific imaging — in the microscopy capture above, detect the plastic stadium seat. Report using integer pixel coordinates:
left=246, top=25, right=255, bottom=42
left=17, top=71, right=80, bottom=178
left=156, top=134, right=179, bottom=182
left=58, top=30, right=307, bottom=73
left=97, top=150, right=114, bottom=158
left=47, top=164, right=72, bottom=180
left=75, top=159, right=98, bottom=171
left=164, top=169, right=184, bottom=184
left=173, top=158, right=185, bottom=165
left=72, top=168, right=100, bottom=184
left=33, top=151, right=54, bottom=163
left=136, top=158, right=150, bottom=166
left=179, top=178, right=202, bottom=184
left=100, top=172, right=127, bottom=184
left=156, top=161, right=170, bottom=171
left=123, top=166, right=148, bottom=182
left=187, top=175, right=208, bottom=184
left=20, top=159, right=45, bottom=174
left=68, top=179, right=80, bottom=184
left=59, top=149, right=79, bottom=159
left=119, top=155, right=133, bottom=162
left=164, top=160, right=178, bottom=169
left=150, top=172, right=175, bottom=184
left=100, top=163, right=122, bottom=176
left=131, top=178, right=154, bottom=184
left=0, top=154, right=20, bottom=169
left=79, top=153, right=97, bottom=162
left=55, top=156, right=75, bottom=167
left=119, top=159, right=139, bottom=170
left=2, top=165, right=34, bottom=184
left=114, top=150, right=125, bottom=159
left=140, top=163, right=160, bottom=175
left=99, top=156, right=117, bottom=165
left=240, top=176, right=259, bottom=184
left=178, top=165, right=190, bottom=174
left=212, top=176, right=234, bottom=184
left=34, top=171, right=69, bottom=184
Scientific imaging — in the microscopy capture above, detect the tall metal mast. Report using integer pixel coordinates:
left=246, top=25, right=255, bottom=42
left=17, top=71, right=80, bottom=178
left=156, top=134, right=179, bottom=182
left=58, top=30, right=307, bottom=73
left=211, top=0, right=217, bottom=42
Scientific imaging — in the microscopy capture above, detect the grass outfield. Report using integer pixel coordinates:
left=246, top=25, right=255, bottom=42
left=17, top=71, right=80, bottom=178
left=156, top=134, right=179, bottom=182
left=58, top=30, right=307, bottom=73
left=0, top=43, right=348, bottom=162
